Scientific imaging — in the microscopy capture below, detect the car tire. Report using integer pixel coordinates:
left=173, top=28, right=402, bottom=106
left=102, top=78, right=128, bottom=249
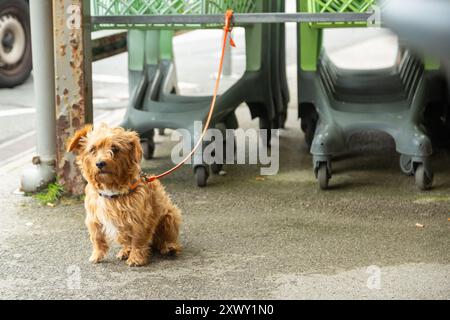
left=0, top=0, right=32, bottom=88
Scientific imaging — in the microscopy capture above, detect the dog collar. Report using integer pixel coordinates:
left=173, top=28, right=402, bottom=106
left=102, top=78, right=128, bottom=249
left=98, top=178, right=142, bottom=199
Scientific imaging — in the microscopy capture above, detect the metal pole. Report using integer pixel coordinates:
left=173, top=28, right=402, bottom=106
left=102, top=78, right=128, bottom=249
left=21, top=0, right=56, bottom=192
left=53, top=0, right=93, bottom=196
left=91, top=12, right=373, bottom=26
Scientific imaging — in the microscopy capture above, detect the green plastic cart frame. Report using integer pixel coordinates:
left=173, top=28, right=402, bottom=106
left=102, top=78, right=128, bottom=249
left=91, top=0, right=289, bottom=187
left=297, top=0, right=445, bottom=190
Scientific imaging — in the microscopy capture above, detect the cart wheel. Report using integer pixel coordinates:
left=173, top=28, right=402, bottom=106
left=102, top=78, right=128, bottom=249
left=415, top=164, right=433, bottom=190
left=158, top=128, right=165, bottom=136
left=280, top=112, right=287, bottom=129
left=301, top=115, right=317, bottom=148
left=195, top=166, right=208, bottom=187
left=210, top=163, right=223, bottom=175
left=259, top=118, right=272, bottom=148
left=210, top=122, right=226, bottom=175
left=399, top=154, right=414, bottom=176
left=141, top=139, right=155, bottom=160
left=317, top=163, right=330, bottom=190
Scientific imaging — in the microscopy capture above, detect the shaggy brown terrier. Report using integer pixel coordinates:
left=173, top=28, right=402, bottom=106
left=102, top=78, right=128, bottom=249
left=67, top=123, right=182, bottom=266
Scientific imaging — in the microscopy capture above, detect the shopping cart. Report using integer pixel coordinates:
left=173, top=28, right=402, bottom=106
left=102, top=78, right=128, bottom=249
left=297, top=0, right=445, bottom=190
left=91, top=0, right=289, bottom=187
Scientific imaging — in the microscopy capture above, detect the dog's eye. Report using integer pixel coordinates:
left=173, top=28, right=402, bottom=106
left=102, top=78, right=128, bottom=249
left=111, top=146, right=120, bottom=154
left=89, top=146, right=96, bottom=154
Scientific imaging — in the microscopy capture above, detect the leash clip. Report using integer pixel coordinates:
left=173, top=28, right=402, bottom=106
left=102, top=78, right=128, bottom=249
left=224, top=10, right=236, bottom=47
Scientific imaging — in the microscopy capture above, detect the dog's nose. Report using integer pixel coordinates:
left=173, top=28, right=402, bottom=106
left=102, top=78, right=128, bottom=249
left=96, top=161, right=106, bottom=169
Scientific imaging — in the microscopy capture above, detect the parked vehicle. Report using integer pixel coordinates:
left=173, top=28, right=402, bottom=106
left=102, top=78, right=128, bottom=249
left=0, top=0, right=32, bottom=88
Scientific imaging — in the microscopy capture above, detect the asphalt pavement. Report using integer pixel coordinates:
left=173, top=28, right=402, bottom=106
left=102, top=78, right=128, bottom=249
left=0, top=56, right=128, bottom=171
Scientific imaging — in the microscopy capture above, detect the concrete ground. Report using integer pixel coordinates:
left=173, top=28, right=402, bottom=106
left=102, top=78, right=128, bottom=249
left=0, top=6, right=449, bottom=299
left=1, top=110, right=450, bottom=299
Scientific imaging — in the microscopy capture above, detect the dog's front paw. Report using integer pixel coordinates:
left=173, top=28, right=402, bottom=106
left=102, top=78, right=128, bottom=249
left=126, top=251, right=148, bottom=267
left=89, top=251, right=106, bottom=264
left=116, top=248, right=131, bottom=260
left=160, top=242, right=182, bottom=256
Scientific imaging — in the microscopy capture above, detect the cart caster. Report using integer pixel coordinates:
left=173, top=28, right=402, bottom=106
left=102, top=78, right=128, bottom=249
left=140, top=130, right=155, bottom=160
left=301, top=114, right=317, bottom=148
left=399, top=154, right=414, bottom=176
left=259, top=117, right=272, bottom=148
left=279, top=112, right=287, bottom=129
left=317, top=163, right=330, bottom=190
left=210, top=122, right=227, bottom=175
left=140, top=139, right=155, bottom=160
left=210, top=163, right=223, bottom=175
left=195, top=166, right=209, bottom=187
left=300, top=104, right=318, bottom=148
left=415, top=164, right=433, bottom=190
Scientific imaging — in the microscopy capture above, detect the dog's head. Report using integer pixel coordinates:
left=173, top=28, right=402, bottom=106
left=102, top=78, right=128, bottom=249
left=67, top=123, right=143, bottom=191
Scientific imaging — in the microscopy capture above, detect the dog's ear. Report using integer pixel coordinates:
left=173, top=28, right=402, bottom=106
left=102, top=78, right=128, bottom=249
left=126, top=131, right=143, bottom=163
left=67, top=125, right=92, bottom=153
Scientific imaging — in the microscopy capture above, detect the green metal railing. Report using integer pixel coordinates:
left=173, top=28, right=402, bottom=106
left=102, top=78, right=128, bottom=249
left=91, top=0, right=257, bottom=29
left=309, top=0, right=376, bottom=27
left=92, top=0, right=256, bottom=15
left=90, top=0, right=374, bottom=30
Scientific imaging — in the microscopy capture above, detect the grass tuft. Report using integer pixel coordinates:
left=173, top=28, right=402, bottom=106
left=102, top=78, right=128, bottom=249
left=33, top=183, right=65, bottom=206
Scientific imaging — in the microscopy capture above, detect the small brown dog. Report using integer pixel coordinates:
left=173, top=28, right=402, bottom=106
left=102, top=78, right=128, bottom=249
left=67, top=123, right=182, bottom=266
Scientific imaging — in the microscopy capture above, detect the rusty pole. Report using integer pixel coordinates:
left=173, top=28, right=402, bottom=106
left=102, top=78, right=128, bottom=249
left=53, top=0, right=93, bottom=195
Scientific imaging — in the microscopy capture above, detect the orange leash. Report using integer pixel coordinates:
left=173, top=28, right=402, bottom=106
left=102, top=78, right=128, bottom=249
left=144, top=10, right=235, bottom=184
